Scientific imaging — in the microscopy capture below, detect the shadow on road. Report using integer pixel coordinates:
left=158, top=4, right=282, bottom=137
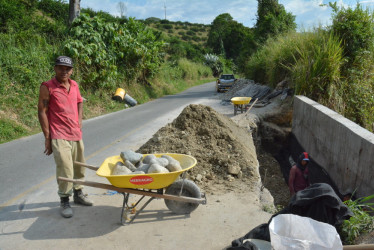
left=0, top=201, right=191, bottom=240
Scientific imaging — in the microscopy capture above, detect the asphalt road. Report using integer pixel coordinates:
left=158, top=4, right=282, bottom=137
left=0, top=81, right=216, bottom=208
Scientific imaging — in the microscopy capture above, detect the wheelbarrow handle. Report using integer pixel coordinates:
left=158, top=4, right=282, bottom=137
left=74, top=161, right=99, bottom=171
left=58, top=177, right=206, bottom=204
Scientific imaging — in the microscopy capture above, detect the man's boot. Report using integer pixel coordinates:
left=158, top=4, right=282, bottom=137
left=73, top=189, right=93, bottom=206
left=60, top=197, right=73, bottom=218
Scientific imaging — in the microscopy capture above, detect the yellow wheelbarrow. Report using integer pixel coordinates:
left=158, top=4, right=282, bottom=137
left=231, top=97, right=252, bottom=115
left=58, top=153, right=206, bottom=225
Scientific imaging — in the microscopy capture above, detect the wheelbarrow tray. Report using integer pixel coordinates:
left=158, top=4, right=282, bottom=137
left=96, top=153, right=197, bottom=189
left=231, top=97, right=252, bottom=105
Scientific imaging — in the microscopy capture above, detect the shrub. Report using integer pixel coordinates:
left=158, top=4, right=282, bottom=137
left=186, top=30, right=195, bottom=36
left=192, top=36, right=200, bottom=42
left=330, top=2, right=374, bottom=61
left=339, top=54, right=374, bottom=127
left=204, top=54, right=223, bottom=77
left=163, top=24, right=173, bottom=29
left=177, top=58, right=211, bottom=80
left=0, top=0, right=34, bottom=32
left=286, top=31, right=343, bottom=102
left=339, top=194, right=374, bottom=245
left=244, top=30, right=343, bottom=91
left=37, top=0, right=69, bottom=23
left=181, top=35, right=190, bottom=41
left=145, top=17, right=160, bottom=23
left=190, top=27, right=199, bottom=32
left=64, top=14, right=165, bottom=90
left=0, top=32, right=58, bottom=136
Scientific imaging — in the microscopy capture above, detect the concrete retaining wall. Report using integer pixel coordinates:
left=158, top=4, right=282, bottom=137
left=292, top=95, right=374, bottom=198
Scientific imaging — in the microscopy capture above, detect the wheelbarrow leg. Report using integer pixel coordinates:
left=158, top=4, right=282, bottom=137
left=127, top=197, right=155, bottom=224
left=120, top=193, right=130, bottom=225
left=120, top=192, right=156, bottom=225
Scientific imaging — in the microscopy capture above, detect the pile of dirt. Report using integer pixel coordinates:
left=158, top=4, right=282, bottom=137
left=137, top=104, right=261, bottom=194
left=219, top=79, right=272, bottom=102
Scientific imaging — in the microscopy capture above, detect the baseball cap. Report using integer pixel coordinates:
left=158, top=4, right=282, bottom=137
left=302, top=152, right=309, bottom=161
left=55, top=56, right=73, bottom=67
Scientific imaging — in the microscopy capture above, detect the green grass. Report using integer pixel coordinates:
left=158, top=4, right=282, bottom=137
left=0, top=118, right=29, bottom=144
left=244, top=29, right=374, bottom=132
left=0, top=52, right=213, bottom=143
left=340, top=194, right=374, bottom=245
left=123, top=59, right=214, bottom=103
left=148, top=21, right=209, bottom=47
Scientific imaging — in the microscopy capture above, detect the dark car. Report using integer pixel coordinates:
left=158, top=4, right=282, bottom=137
left=216, top=74, right=237, bottom=92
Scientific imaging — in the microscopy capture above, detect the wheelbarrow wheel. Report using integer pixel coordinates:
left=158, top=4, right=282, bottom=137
left=164, top=179, right=201, bottom=214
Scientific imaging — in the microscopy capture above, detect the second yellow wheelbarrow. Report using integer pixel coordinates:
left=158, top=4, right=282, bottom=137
left=231, top=97, right=252, bottom=115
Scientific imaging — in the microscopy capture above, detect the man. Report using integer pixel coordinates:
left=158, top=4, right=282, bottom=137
left=38, top=56, right=93, bottom=218
left=288, top=152, right=310, bottom=196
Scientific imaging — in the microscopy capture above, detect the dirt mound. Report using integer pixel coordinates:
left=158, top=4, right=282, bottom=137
left=137, top=104, right=260, bottom=193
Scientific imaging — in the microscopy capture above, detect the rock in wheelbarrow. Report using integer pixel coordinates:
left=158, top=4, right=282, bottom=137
left=136, top=163, right=151, bottom=173
left=148, top=163, right=169, bottom=174
left=161, top=155, right=182, bottom=172
left=112, top=161, right=132, bottom=175
left=149, top=158, right=169, bottom=167
left=142, top=154, right=157, bottom=164
left=124, top=160, right=137, bottom=172
left=120, top=150, right=142, bottom=164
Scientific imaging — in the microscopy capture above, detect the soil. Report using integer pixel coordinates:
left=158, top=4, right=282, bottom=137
left=136, top=89, right=294, bottom=210
left=137, top=104, right=261, bottom=195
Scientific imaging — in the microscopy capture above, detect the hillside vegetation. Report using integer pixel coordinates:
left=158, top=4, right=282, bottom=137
left=0, top=0, right=214, bottom=144
left=146, top=18, right=209, bottom=46
left=244, top=3, right=374, bottom=132
left=1, top=0, right=374, bottom=144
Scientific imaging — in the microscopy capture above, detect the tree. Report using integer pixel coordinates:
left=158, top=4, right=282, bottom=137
left=207, top=13, right=255, bottom=64
left=69, top=0, right=80, bottom=25
left=207, top=13, right=233, bottom=56
left=330, top=2, right=374, bottom=60
left=117, top=2, right=127, bottom=18
left=254, top=0, right=296, bottom=42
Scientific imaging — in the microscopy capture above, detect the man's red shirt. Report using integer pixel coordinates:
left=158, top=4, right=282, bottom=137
left=42, top=77, right=83, bottom=141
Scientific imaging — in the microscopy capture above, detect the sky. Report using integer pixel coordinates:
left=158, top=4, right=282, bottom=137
left=80, top=0, right=374, bottom=30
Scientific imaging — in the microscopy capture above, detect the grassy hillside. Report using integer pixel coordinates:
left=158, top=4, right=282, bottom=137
left=243, top=3, right=374, bottom=133
left=146, top=19, right=210, bottom=46
left=0, top=1, right=214, bottom=144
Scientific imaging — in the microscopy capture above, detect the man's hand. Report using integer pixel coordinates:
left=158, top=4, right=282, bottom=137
left=44, top=138, right=53, bottom=155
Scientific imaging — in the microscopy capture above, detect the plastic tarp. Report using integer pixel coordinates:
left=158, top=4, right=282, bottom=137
left=230, top=183, right=352, bottom=248
left=269, top=214, right=343, bottom=250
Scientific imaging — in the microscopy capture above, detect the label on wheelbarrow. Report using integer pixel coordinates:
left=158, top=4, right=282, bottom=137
left=129, top=176, right=154, bottom=185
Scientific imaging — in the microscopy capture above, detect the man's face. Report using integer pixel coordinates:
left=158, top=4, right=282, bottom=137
left=54, top=65, right=73, bottom=82
left=301, top=160, right=309, bottom=166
